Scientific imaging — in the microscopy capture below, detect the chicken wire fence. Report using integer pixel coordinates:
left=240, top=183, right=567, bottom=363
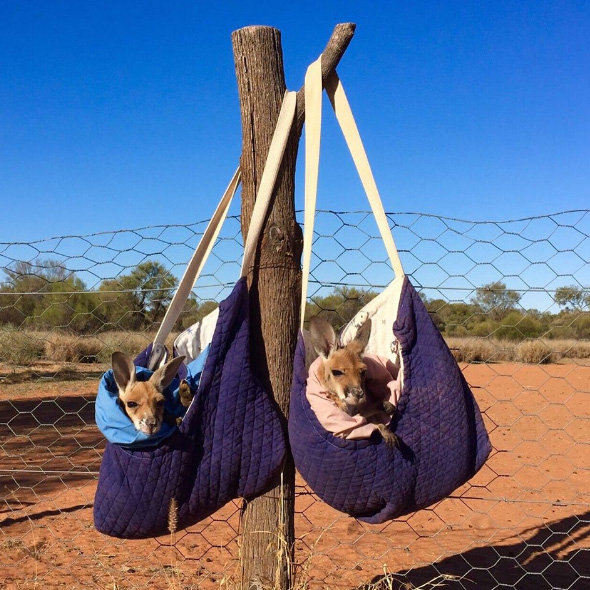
left=1, top=208, right=589, bottom=590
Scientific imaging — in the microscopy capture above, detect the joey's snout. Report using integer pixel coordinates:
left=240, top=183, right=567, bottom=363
left=138, top=415, right=161, bottom=435
left=341, top=386, right=365, bottom=416
left=345, top=386, right=364, bottom=403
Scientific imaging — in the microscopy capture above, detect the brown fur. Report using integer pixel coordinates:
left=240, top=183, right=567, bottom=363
left=309, top=316, right=398, bottom=448
left=111, top=352, right=186, bottom=435
left=178, top=379, right=193, bottom=408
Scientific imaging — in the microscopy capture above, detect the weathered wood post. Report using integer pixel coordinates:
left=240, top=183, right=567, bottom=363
left=231, top=24, right=355, bottom=589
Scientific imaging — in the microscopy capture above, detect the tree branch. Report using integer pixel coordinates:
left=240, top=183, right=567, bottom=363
left=294, top=23, right=356, bottom=136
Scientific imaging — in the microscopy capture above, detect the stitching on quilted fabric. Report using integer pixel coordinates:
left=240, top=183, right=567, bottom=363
left=290, top=276, right=490, bottom=522
left=94, top=278, right=287, bottom=538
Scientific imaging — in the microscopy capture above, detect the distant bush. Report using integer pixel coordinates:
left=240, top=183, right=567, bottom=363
left=573, top=317, right=590, bottom=339
left=495, top=311, right=543, bottom=341
left=470, top=320, right=500, bottom=338
left=548, top=313, right=590, bottom=340
left=445, top=324, right=470, bottom=337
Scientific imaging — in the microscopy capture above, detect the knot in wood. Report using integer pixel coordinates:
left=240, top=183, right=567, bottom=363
left=269, top=224, right=285, bottom=252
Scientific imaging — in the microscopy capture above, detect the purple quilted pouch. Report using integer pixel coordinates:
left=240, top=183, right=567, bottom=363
left=94, top=278, right=286, bottom=538
left=289, top=276, right=491, bottom=523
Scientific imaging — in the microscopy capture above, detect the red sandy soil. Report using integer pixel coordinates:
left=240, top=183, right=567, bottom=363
left=1, top=362, right=589, bottom=589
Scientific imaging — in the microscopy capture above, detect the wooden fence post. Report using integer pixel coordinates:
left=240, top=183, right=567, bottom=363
left=231, top=24, right=355, bottom=590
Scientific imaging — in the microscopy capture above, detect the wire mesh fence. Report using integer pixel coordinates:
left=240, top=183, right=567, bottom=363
left=1, top=209, right=589, bottom=589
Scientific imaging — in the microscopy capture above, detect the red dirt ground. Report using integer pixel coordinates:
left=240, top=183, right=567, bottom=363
left=1, top=362, right=589, bottom=589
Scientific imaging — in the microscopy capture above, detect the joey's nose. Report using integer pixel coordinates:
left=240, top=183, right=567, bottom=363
left=346, top=387, right=364, bottom=400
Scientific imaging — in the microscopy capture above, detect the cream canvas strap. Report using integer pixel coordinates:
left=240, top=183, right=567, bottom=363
left=149, top=168, right=240, bottom=367
left=240, top=90, right=297, bottom=277
left=300, top=57, right=405, bottom=328
left=150, top=90, right=297, bottom=368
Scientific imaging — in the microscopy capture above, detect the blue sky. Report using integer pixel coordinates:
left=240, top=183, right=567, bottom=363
left=1, top=1, right=589, bottom=246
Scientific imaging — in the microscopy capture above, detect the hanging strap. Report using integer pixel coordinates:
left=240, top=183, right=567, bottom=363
left=149, top=168, right=240, bottom=368
left=240, top=90, right=297, bottom=277
left=300, top=57, right=405, bottom=328
left=300, top=58, right=323, bottom=327
left=149, top=90, right=297, bottom=368
left=325, top=70, right=404, bottom=278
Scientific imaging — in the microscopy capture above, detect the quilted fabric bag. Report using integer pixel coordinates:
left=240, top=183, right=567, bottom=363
left=93, top=92, right=296, bottom=538
left=288, top=59, right=491, bottom=523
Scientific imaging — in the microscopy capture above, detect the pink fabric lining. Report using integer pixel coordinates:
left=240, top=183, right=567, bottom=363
left=306, top=354, right=402, bottom=440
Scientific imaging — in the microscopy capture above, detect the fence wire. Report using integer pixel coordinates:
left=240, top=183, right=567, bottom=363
left=1, top=209, right=589, bottom=590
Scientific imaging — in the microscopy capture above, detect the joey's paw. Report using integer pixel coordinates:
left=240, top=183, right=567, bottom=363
left=179, top=380, right=193, bottom=407
left=377, top=424, right=399, bottom=448
left=382, top=401, right=395, bottom=415
left=384, top=431, right=399, bottom=449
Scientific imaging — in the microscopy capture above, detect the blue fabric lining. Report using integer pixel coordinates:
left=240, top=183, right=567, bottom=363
left=95, top=347, right=209, bottom=448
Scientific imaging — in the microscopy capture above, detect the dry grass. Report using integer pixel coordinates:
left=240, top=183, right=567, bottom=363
left=1, top=328, right=588, bottom=367
left=357, top=568, right=460, bottom=590
left=549, top=338, right=590, bottom=359
left=44, top=333, right=106, bottom=363
left=445, top=337, right=590, bottom=364
left=516, top=340, right=555, bottom=364
left=0, top=326, right=45, bottom=365
left=0, top=329, right=179, bottom=366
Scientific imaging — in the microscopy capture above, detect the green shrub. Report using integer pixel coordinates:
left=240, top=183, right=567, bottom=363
left=574, top=316, right=590, bottom=339
left=495, top=311, right=543, bottom=341
left=471, top=320, right=500, bottom=338
left=445, top=324, right=469, bottom=337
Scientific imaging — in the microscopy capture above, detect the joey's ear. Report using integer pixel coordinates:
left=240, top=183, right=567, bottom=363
left=354, top=317, right=372, bottom=353
left=151, top=355, right=186, bottom=391
left=309, top=317, right=337, bottom=359
left=112, top=352, right=136, bottom=394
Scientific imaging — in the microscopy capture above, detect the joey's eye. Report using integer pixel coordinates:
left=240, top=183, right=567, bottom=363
left=360, top=369, right=367, bottom=377
left=156, top=399, right=165, bottom=407
left=126, top=401, right=138, bottom=408
left=331, top=369, right=344, bottom=377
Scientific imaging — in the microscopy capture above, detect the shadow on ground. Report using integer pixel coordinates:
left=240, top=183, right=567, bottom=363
left=357, top=510, right=590, bottom=590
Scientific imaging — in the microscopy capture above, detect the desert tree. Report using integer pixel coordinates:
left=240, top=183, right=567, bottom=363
left=98, top=260, right=177, bottom=330
left=472, top=281, right=521, bottom=321
left=554, top=285, right=590, bottom=312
